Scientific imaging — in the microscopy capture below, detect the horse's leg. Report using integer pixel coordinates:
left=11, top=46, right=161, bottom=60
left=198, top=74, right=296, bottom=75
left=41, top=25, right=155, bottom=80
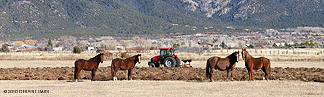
left=210, top=69, right=214, bottom=82
left=264, top=66, right=270, bottom=80
left=226, top=70, right=229, bottom=81
left=267, top=66, right=271, bottom=80
left=231, top=70, right=234, bottom=81
left=91, top=69, right=97, bottom=81
left=228, top=69, right=234, bottom=81
left=261, top=67, right=266, bottom=80
left=74, top=68, right=81, bottom=82
left=245, top=67, right=251, bottom=81
left=113, top=67, right=119, bottom=81
left=111, top=65, right=115, bottom=80
left=113, top=70, right=118, bottom=81
left=128, top=69, right=133, bottom=80
left=250, top=69, right=254, bottom=81
left=74, top=67, right=77, bottom=81
left=248, top=69, right=253, bottom=81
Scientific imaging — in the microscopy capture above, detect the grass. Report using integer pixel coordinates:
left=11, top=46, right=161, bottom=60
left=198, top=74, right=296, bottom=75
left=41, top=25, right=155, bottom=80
left=0, top=49, right=324, bottom=61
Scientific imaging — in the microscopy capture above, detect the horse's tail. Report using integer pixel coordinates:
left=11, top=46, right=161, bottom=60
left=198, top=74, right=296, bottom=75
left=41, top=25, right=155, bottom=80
left=111, top=60, right=115, bottom=77
left=206, top=58, right=211, bottom=78
left=263, top=58, right=271, bottom=79
left=74, top=61, right=78, bottom=80
left=267, top=59, right=271, bottom=76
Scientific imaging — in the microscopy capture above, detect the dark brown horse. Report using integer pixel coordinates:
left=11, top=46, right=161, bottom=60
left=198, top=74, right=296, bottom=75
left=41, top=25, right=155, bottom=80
left=111, top=54, right=141, bottom=81
left=206, top=51, right=239, bottom=82
left=242, top=48, right=271, bottom=81
left=74, top=53, right=104, bottom=82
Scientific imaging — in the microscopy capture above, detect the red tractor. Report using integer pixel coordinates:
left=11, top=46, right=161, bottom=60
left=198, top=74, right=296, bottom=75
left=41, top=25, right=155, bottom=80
left=148, top=48, right=181, bottom=67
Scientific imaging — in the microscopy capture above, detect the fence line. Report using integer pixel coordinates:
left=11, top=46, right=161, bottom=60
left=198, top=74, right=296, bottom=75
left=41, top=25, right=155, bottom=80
left=1, top=49, right=323, bottom=57
left=186, top=49, right=324, bottom=55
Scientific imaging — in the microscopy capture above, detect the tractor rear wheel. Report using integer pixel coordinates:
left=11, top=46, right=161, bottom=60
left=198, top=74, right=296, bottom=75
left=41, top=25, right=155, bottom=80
left=175, top=57, right=181, bottom=67
left=163, top=57, right=176, bottom=67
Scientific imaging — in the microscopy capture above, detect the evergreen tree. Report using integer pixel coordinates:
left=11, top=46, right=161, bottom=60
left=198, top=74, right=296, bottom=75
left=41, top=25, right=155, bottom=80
left=46, top=38, right=53, bottom=51
left=248, top=44, right=254, bottom=48
left=220, top=42, right=225, bottom=48
left=273, top=43, right=277, bottom=47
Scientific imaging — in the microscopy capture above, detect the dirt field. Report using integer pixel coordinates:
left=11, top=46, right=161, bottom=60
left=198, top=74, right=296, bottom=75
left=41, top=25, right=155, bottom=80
left=0, top=66, right=323, bottom=82
left=1, top=60, right=324, bottom=96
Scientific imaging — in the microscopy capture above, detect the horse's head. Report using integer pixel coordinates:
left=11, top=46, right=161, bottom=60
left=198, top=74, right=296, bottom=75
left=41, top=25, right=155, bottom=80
left=98, top=53, right=104, bottom=63
left=241, top=48, right=248, bottom=60
left=235, top=51, right=239, bottom=63
left=136, top=54, right=141, bottom=64
left=231, top=51, right=239, bottom=63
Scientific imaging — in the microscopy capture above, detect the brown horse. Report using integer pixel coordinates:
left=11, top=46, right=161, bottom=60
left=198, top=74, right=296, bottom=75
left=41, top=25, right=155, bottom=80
left=242, top=48, right=271, bottom=81
left=206, top=51, right=239, bottom=82
left=111, top=54, right=141, bottom=81
left=74, top=53, right=104, bottom=82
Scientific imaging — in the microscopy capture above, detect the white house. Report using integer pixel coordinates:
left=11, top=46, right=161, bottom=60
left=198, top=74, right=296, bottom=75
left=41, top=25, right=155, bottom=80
left=53, top=47, right=63, bottom=51
left=116, top=46, right=125, bottom=50
left=87, top=46, right=98, bottom=51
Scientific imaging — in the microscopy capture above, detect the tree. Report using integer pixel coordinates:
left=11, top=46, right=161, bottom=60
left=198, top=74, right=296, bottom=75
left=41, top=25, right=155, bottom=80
left=72, top=46, right=82, bottom=54
left=273, top=43, right=277, bottom=47
left=305, top=40, right=310, bottom=46
left=132, top=36, right=148, bottom=51
left=46, top=38, right=53, bottom=51
left=309, top=39, right=314, bottom=44
left=96, top=48, right=104, bottom=53
left=173, top=43, right=180, bottom=48
left=57, top=36, right=77, bottom=51
left=0, top=44, right=10, bottom=52
left=248, top=44, right=254, bottom=48
left=220, top=42, right=225, bottom=48
left=119, top=41, right=128, bottom=50
left=309, top=39, right=315, bottom=47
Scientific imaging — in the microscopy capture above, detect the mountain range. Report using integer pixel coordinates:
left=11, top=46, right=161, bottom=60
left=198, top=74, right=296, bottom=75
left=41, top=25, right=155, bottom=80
left=0, top=0, right=323, bottom=39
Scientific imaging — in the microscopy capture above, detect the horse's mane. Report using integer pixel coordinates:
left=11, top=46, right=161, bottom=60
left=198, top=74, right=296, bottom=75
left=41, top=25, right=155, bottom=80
left=242, top=50, right=252, bottom=58
left=227, top=52, right=238, bottom=58
left=90, top=53, right=103, bottom=60
left=125, top=54, right=139, bottom=60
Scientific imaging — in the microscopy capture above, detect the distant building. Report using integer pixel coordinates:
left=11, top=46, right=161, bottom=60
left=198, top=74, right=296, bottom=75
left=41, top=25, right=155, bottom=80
left=87, top=46, right=98, bottom=51
left=23, top=45, right=35, bottom=49
left=6, top=44, right=14, bottom=50
left=275, top=43, right=285, bottom=47
left=53, top=47, right=63, bottom=51
left=225, top=43, right=237, bottom=48
left=116, top=46, right=125, bottom=50
left=287, top=40, right=294, bottom=45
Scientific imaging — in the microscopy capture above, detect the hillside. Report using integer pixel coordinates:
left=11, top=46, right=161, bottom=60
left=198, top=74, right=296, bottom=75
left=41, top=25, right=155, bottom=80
left=0, top=0, right=323, bottom=39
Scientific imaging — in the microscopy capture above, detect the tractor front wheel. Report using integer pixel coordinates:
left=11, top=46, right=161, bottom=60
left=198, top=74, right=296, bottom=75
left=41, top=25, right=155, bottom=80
left=148, top=62, right=155, bottom=67
left=163, top=57, right=176, bottom=67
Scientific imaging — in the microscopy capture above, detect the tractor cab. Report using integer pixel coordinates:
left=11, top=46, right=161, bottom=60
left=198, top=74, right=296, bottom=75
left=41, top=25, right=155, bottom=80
left=160, top=48, right=174, bottom=58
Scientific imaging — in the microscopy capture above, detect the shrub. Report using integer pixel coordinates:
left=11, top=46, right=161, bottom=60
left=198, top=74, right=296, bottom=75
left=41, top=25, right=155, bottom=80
left=72, top=46, right=82, bottom=54
left=0, top=44, right=10, bottom=52
left=96, top=49, right=104, bottom=53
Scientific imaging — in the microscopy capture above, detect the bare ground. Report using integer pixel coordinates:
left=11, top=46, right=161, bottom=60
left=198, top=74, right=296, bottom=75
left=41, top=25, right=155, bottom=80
left=1, top=60, right=324, bottom=96
left=0, top=80, right=323, bottom=97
